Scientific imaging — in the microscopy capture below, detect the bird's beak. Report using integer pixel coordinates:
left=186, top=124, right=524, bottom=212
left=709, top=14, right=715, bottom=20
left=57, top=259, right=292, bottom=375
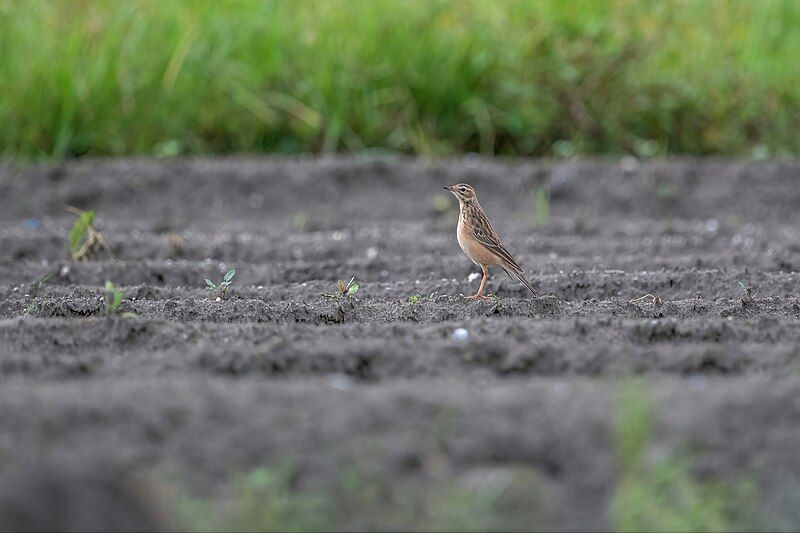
left=443, top=185, right=453, bottom=191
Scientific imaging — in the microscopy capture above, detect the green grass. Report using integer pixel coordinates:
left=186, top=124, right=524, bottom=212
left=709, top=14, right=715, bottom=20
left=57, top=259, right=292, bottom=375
left=532, top=186, right=550, bottom=226
left=170, top=382, right=789, bottom=531
left=178, top=461, right=544, bottom=532
left=1, top=0, right=799, bottom=158
left=611, top=381, right=756, bottom=532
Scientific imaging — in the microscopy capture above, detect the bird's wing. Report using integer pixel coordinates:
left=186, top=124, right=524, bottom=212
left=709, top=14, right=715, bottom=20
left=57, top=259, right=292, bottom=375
left=470, top=209, right=524, bottom=274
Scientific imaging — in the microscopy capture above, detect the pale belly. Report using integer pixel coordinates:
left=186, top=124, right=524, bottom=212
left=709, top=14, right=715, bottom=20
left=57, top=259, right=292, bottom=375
left=457, top=217, right=499, bottom=267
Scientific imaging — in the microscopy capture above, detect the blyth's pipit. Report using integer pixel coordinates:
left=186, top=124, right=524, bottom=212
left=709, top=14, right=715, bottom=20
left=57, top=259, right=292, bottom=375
left=444, top=183, right=540, bottom=300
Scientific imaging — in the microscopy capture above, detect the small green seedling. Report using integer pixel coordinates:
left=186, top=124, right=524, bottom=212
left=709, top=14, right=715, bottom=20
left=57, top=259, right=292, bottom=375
left=739, top=281, right=754, bottom=306
left=656, top=182, right=678, bottom=203
left=325, top=276, right=359, bottom=298
left=409, top=294, right=422, bottom=305
left=35, top=272, right=53, bottom=290
left=66, top=206, right=113, bottom=261
left=29, top=271, right=54, bottom=295
left=533, top=186, right=550, bottom=226
left=104, top=280, right=136, bottom=317
left=431, top=193, right=451, bottom=214
left=205, top=269, right=236, bottom=300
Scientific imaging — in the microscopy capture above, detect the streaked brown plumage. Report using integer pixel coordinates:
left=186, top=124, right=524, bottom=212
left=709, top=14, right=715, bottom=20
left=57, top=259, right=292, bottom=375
left=445, top=183, right=540, bottom=300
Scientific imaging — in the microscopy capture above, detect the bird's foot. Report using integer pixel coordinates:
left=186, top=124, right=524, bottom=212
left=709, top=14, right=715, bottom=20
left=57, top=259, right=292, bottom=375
left=463, top=293, right=493, bottom=301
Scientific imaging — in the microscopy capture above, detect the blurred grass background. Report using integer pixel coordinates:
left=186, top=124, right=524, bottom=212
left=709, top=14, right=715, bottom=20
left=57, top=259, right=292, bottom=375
left=1, top=0, right=798, bottom=158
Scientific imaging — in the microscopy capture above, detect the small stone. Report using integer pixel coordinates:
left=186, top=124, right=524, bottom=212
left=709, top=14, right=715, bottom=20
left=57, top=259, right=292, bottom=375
left=327, top=374, right=352, bottom=391
left=620, top=155, right=641, bottom=174
left=452, top=328, right=469, bottom=342
left=688, top=375, right=707, bottom=391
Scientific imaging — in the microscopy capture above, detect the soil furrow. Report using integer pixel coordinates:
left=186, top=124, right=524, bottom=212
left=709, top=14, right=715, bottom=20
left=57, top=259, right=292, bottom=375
left=2, top=157, right=800, bottom=531
left=2, top=377, right=800, bottom=531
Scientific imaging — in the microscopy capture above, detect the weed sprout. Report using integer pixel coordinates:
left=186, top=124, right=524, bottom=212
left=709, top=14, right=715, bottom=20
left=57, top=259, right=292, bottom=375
left=325, top=276, right=359, bottom=299
left=205, top=269, right=236, bottom=300
left=533, top=186, right=550, bottom=226
left=739, top=281, right=754, bottom=306
left=104, top=281, right=136, bottom=317
left=66, top=206, right=113, bottom=261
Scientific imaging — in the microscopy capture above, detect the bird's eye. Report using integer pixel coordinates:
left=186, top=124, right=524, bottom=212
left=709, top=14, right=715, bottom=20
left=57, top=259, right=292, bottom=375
left=460, top=187, right=466, bottom=192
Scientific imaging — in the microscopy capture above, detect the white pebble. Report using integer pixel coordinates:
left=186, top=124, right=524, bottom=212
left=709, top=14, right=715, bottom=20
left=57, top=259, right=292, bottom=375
left=452, top=328, right=469, bottom=342
left=327, top=374, right=352, bottom=391
left=688, top=375, right=707, bottom=391
left=620, top=155, right=641, bottom=174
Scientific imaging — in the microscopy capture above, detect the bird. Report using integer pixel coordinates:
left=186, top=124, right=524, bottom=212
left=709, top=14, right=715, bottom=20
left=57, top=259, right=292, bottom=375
left=444, top=183, right=540, bottom=300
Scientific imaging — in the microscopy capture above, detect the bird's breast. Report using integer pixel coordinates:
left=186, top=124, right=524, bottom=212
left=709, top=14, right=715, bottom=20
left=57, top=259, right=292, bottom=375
left=457, top=212, right=497, bottom=267
left=456, top=215, right=470, bottom=251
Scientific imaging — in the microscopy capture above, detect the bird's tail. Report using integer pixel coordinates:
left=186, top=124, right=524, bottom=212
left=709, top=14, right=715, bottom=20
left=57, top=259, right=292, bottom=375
left=503, top=267, right=540, bottom=297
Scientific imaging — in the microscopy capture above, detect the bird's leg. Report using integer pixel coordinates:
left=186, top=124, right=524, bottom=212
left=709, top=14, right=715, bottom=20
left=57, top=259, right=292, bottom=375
left=464, top=266, right=493, bottom=301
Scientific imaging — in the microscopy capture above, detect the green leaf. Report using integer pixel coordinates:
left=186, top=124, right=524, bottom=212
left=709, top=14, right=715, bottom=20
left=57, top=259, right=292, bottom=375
left=68, top=210, right=95, bottom=253
left=205, top=278, right=216, bottom=289
left=534, top=186, right=549, bottom=227
left=105, top=280, right=114, bottom=292
left=36, top=272, right=53, bottom=289
left=111, top=291, right=123, bottom=310
left=224, top=269, right=236, bottom=282
left=347, top=282, right=359, bottom=296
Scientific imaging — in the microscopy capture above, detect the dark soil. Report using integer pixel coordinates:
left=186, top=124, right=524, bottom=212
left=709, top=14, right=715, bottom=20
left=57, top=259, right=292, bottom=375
left=1, top=157, right=800, bottom=531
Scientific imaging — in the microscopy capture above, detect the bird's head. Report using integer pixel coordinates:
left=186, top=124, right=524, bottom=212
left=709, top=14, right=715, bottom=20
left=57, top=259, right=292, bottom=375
left=443, top=183, right=477, bottom=206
